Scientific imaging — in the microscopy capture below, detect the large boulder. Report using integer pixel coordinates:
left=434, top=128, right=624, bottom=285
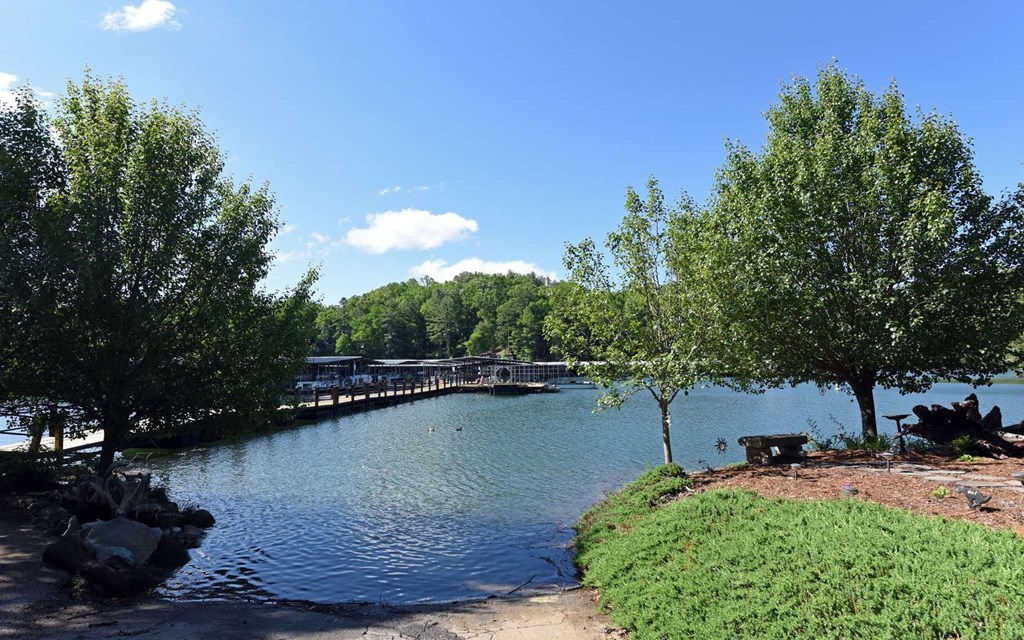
left=41, top=516, right=84, bottom=573
left=84, top=517, right=163, bottom=567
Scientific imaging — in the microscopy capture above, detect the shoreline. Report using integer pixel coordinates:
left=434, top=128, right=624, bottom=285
left=0, top=503, right=614, bottom=640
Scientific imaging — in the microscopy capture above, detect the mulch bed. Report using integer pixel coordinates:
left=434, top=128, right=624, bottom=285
left=692, top=451, right=1024, bottom=534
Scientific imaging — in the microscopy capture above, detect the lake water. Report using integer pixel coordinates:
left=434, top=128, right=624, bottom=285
left=134, top=383, right=1024, bottom=604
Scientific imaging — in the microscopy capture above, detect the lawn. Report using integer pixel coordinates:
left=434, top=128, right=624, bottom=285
left=576, top=467, right=1024, bottom=639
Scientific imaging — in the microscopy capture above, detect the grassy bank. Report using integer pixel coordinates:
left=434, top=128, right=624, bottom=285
left=576, top=466, right=1024, bottom=639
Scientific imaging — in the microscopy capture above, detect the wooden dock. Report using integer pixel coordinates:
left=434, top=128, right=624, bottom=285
left=0, top=428, right=104, bottom=454
left=0, top=377, right=542, bottom=455
left=290, top=377, right=468, bottom=419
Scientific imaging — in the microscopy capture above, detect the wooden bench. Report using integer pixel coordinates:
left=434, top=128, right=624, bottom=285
left=737, top=433, right=809, bottom=465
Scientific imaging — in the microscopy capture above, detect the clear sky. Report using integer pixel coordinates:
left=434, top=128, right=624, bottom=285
left=2, top=1, right=1023, bottom=303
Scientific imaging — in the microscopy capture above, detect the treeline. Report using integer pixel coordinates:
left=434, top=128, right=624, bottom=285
left=313, top=272, right=566, bottom=361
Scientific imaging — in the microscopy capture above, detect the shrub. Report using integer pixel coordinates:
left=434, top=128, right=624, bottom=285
left=575, top=463, right=691, bottom=562
left=577, top=488, right=1024, bottom=639
left=932, top=486, right=950, bottom=499
left=0, top=454, right=58, bottom=493
left=952, top=435, right=974, bottom=457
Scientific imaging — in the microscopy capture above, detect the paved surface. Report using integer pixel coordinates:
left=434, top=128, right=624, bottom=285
left=0, top=505, right=615, bottom=640
left=824, top=460, right=1024, bottom=492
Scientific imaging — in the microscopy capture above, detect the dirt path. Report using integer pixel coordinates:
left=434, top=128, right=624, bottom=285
left=0, top=505, right=615, bottom=640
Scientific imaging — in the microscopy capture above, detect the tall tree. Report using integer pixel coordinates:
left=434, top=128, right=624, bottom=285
left=0, top=73, right=317, bottom=471
left=710, top=64, right=1024, bottom=437
left=546, top=178, right=725, bottom=465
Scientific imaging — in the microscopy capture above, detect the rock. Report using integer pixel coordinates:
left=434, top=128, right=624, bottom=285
left=32, top=504, right=72, bottom=535
left=184, top=508, right=215, bottom=528
left=149, top=533, right=191, bottom=569
left=42, top=537, right=83, bottom=573
left=179, top=524, right=205, bottom=549
left=98, top=546, right=137, bottom=568
left=84, top=517, right=163, bottom=567
left=79, top=560, right=134, bottom=596
left=153, top=511, right=186, bottom=527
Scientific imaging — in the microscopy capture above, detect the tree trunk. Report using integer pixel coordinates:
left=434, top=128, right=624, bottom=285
left=98, top=435, right=117, bottom=475
left=848, top=373, right=878, bottom=438
left=659, top=400, right=673, bottom=465
left=97, top=411, right=128, bottom=474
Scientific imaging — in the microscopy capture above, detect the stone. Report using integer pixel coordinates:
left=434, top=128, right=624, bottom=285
left=153, top=511, right=186, bottom=527
left=42, top=537, right=84, bottom=573
left=79, top=560, right=134, bottom=596
left=184, top=508, right=215, bottom=528
left=33, top=504, right=72, bottom=535
left=84, top=517, right=163, bottom=567
left=179, top=524, right=205, bottom=549
left=149, top=532, right=191, bottom=569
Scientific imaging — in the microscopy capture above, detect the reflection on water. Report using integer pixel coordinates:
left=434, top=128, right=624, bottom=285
left=144, top=383, right=1024, bottom=604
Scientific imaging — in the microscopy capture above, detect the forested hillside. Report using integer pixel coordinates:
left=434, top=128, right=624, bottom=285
left=313, top=272, right=565, bottom=360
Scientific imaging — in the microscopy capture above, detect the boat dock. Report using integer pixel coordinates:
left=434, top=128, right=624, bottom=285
left=0, top=377, right=561, bottom=456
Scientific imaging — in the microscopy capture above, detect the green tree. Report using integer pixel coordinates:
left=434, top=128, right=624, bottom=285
left=0, top=86, right=64, bottom=408
left=710, top=64, right=1024, bottom=437
left=546, top=178, right=725, bottom=464
left=421, top=284, right=471, bottom=358
left=0, top=74, right=317, bottom=472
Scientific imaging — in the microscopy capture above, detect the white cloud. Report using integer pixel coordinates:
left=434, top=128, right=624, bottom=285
left=273, top=248, right=312, bottom=264
left=410, top=258, right=557, bottom=282
left=345, top=209, right=478, bottom=253
left=280, top=223, right=299, bottom=235
left=102, top=0, right=179, bottom=32
left=0, top=72, right=54, bottom=111
left=0, top=72, right=18, bottom=109
left=377, top=184, right=438, bottom=196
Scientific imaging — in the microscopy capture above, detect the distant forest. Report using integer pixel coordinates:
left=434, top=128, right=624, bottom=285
left=312, top=272, right=566, bottom=360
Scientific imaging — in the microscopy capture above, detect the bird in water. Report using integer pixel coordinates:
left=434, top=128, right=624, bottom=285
left=428, top=427, right=435, bottom=432
left=956, top=485, right=991, bottom=510
left=455, top=427, right=463, bottom=431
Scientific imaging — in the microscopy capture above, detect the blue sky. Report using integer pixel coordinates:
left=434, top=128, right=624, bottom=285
left=2, top=1, right=1023, bottom=302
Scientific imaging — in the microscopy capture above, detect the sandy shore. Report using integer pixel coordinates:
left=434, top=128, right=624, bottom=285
left=0, top=505, right=615, bottom=640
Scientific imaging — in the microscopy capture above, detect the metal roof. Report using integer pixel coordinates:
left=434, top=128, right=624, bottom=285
left=305, top=355, right=370, bottom=364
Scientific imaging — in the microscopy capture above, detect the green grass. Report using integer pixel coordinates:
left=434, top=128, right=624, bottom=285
left=576, top=483, right=1024, bottom=639
left=575, top=463, right=692, bottom=558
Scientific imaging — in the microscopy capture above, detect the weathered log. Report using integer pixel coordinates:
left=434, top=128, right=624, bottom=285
left=904, top=394, right=1024, bottom=459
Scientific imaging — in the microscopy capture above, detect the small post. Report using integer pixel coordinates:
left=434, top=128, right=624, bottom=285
left=332, top=386, right=339, bottom=414
left=50, top=403, right=63, bottom=457
left=294, top=387, right=302, bottom=406
left=314, top=389, right=320, bottom=413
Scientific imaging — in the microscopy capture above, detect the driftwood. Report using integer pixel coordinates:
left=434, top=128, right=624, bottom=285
left=904, top=393, right=1024, bottom=459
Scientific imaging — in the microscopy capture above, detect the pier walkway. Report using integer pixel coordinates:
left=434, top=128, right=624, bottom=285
left=291, top=377, right=465, bottom=418
left=0, top=378, right=544, bottom=455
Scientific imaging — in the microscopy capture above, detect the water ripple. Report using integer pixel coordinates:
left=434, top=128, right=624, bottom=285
left=147, top=384, right=1024, bottom=604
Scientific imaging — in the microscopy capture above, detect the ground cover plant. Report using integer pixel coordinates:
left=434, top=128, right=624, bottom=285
left=576, top=474, right=1024, bottom=639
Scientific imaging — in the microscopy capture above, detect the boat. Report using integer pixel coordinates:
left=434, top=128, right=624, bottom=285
left=548, top=377, right=597, bottom=390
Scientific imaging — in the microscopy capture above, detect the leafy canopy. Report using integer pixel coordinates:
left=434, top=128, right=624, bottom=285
left=0, top=72, right=318, bottom=470
left=546, top=178, right=729, bottom=463
left=709, top=63, right=1024, bottom=435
